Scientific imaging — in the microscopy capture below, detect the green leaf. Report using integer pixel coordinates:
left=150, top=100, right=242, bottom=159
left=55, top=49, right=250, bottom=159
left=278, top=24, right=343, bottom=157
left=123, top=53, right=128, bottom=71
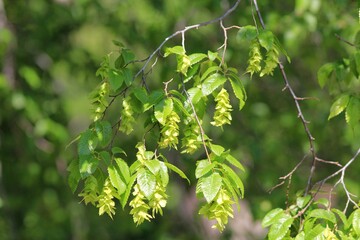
left=258, top=30, right=275, bottom=51
left=201, top=172, right=222, bottom=203
left=177, top=54, right=191, bottom=75
left=331, top=208, right=348, bottom=227
left=317, top=63, right=335, bottom=88
left=123, top=68, right=133, bottom=86
left=345, top=97, right=360, bottom=128
left=207, top=51, right=219, bottom=61
left=222, top=177, right=241, bottom=208
left=200, top=66, right=221, bottom=82
left=209, top=143, right=225, bottom=156
left=225, top=154, right=245, bottom=172
left=304, top=224, right=324, bottom=240
left=268, top=216, right=293, bottom=240
left=221, top=163, right=244, bottom=197
left=172, top=97, right=191, bottom=117
left=108, top=165, right=126, bottom=195
left=99, top=151, right=111, bottom=166
left=79, top=155, right=99, bottom=178
left=308, top=209, right=336, bottom=223
left=67, top=159, right=81, bottom=193
left=108, top=69, right=124, bottom=91
left=94, top=121, right=112, bottom=147
left=144, top=159, right=161, bottom=175
left=187, top=87, right=203, bottom=104
left=164, top=162, right=190, bottom=184
left=189, top=53, right=207, bottom=65
left=133, top=87, right=148, bottom=104
left=78, top=129, right=97, bottom=156
left=237, top=25, right=258, bottom=41
left=262, top=208, right=285, bottom=227
left=115, top=158, right=130, bottom=184
left=195, top=160, right=210, bottom=179
left=137, top=168, right=157, bottom=199
left=111, top=147, right=127, bottom=156
left=201, top=73, right=227, bottom=96
left=121, top=48, right=135, bottom=65
left=296, top=195, right=311, bottom=208
left=144, top=90, right=165, bottom=111
left=154, top=98, right=173, bottom=125
left=120, top=174, right=136, bottom=209
left=164, top=46, right=185, bottom=57
left=196, top=160, right=216, bottom=179
left=228, top=75, right=246, bottom=110
left=328, top=94, right=350, bottom=120
left=159, top=162, right=169, bottom=187
left=353, top=209, right=360, bottom=236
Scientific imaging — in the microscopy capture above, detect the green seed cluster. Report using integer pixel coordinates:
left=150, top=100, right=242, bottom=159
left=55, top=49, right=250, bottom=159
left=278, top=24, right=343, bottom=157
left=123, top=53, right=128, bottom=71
left=211, top=88, right=233, bottom=127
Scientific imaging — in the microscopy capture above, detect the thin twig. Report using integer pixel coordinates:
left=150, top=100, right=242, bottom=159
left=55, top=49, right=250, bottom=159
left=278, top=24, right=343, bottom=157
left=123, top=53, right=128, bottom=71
left=134, top=0, right=242, bottom=81
left=335, top=34, right=357, bottom=48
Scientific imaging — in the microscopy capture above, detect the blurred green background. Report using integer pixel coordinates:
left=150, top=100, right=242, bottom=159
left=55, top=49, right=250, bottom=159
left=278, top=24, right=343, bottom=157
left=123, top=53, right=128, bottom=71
left=0, top=0, right=359, bottom=239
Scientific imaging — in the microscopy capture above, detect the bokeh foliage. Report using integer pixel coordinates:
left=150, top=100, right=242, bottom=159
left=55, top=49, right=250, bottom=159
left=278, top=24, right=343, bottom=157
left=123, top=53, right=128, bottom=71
left=0, top=0, right=359, bottom=239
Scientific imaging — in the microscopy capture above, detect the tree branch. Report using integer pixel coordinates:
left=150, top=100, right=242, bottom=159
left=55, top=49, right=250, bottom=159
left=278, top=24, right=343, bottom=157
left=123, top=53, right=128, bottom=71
left=252, top=0, right=317, bottom=195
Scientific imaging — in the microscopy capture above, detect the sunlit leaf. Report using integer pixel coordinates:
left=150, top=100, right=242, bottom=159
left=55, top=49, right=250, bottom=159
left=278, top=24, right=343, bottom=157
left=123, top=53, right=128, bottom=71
left=108, top=69, right=124, bottom=91
left=108, top=165, right=126, bottom=195
left=237, top=25, right=258, bottom=41
left=258, top=29, right=275, bottom=50
left=201, top=73, right=226, bottom=96
left=137, top=168, right=156, bottom=199
left=164, top=162, right=190, bottom=183
left=262, top=208, right=284, bottom=227
left=345, top=97, right=360, bottom=128
left=201, top=172, right=222, bottom=203
left=353, top=209, right=360, bottom=235
left=317, top=63, right=335, bottom=88
left=328, top=94, right=350, bottom=120
left=308, top=209, right=336, bottom=223
left=164, top=46, right=185, bottom=57
left=79, top=155, right=98, bottom=179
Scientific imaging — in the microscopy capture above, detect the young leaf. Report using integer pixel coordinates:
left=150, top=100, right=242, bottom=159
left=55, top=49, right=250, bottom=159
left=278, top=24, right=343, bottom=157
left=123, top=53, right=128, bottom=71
left=237, top=25, right=258, bottom=41
left=78, top=129, right=97, bottom=156
left=209, top=143, right=225, bottom=156
left=345, top=97, right=360, bottom=128
left=137, top=168, right=157, bottom=199
left=164, top=162, right=190, bottom=183
left=108, top=165, right=126, bottom=195
left=262, top=208, right=285, bottom=227
left=221, top=164, right=244, bottom=197
left=331, top=208, right=348, bottom=227
left=144, top=159, right=161, bottom=175
left=296, top=195, right=311, bottom=208
left=195, top=160, right=211, bottom=179
left=308, top=209, right=336, bottom=224
left=228, top=75, right=246, bottom=110
left=268, top=216, right=293, bottom=240
left=121, top=48, right=135, bottom=65
left=111, top=147, right=127, bottom=156
left=353, top=208, right=360, bottom=236
left=67, top=158, right=81, bottom=193
left=79, top=155, right=99, bottom=179
left=115, top=158, right=130, bottom=184
left=200, top=66, right=222, bottom=82
left=99, top=151, right=111, bottom=166
left=186, top=87, right=203, bottom=104
left=108, top=69, right=124, bottom=91
left=207, top=51, right=219, bottom=61
left=159, top=162, right=169, bottom=187
left=164, top=46, right=185, bottom=57
left=189, top=53, right=207, bottom=65
left=154, top=98, right=173, bottom=125
left=201, top=73, right=227, bottom=96
left=123, top=68, right=133, bottom=86
left=225, top=154, right=245, bottom=172
left=120, top=174, right=136, bottom=209
left=317, top=63, right=335, bottom=88
left=328, top=94, right=350, bottom=120
left=258, top=30, right=275, bottom=50
left=201, top=172, right=222, bottom=203
left=133, top=87, right=148, bottom=104
left=196, top=161, right=216, bottom=179
left=304, top=224, right=325, bottom=239
left=94, top=121, right=112, bottom=147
